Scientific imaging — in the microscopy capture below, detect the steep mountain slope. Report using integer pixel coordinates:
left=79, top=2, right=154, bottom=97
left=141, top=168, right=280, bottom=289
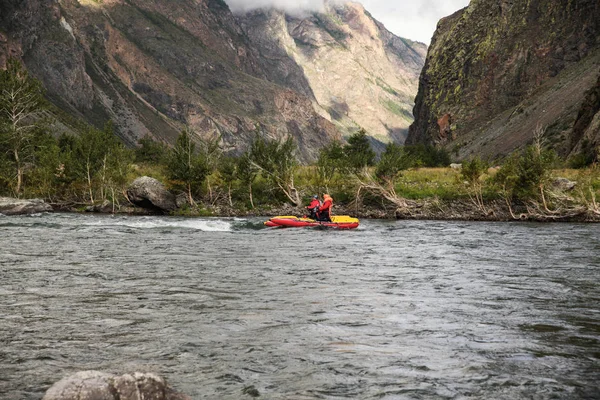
left=406, top=0, right=600, bottom=160
left=237, top=2, right=427, bottom=144
left=0, top=0, right=425, bottom=161
left=0, top=0, right=340, bottom=161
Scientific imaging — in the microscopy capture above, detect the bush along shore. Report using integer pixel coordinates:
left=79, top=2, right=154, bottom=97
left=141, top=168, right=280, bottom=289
left=1, top=59, right=600, bottom=222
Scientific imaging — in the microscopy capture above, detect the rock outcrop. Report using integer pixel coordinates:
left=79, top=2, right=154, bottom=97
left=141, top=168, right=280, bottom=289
left=42, top=371, right=190, bottom=400
left=406, top=0, right=600, bottom=160
left=126, top=176, right=177, bottom=213
left=0, top=197, right=53, bottom=215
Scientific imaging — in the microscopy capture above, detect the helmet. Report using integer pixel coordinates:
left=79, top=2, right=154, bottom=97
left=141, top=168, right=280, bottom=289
left=312, top=195, right=318, bottom=199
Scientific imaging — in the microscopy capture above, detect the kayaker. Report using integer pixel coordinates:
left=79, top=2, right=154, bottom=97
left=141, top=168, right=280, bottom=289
left=306, top=195, right=321, bottom=220
left=317, top=194, right=333, bottom=221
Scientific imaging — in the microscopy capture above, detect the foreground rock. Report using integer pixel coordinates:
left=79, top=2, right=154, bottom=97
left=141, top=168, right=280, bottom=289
left=0, top=197, right=53, bottom=215
left=126, top=176, right=177, bottom=213
left=43, top=371, right=190, bottom=400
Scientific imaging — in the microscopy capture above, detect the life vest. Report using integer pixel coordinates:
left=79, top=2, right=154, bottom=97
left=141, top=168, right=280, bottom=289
left=319, top=195, right=333, bottom=214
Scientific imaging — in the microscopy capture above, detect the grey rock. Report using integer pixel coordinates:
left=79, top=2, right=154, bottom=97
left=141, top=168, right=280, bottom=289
left=0, top=197, right=53, bottom=215
left=42, top=371, right=191, bottom=400
left=42, top=371, right=115, bottom=400
left=553, top=177, right=577, bottom=191
left=175, top=192, right=190, bottom=208
left=127, top=176, right=177, bottom=213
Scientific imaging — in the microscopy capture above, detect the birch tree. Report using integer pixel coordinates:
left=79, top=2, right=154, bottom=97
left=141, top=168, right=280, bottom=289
left=249, top=135, right=301, bottom=207
left=167, top=128, right=209, bottom=206
left=0, top=59, right=45, bottom=195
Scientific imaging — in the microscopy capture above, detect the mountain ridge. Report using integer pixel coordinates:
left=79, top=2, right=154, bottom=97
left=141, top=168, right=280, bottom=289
left=406, top=0, right=600, bottom=161
left=0, top=0, right=425, bottom=161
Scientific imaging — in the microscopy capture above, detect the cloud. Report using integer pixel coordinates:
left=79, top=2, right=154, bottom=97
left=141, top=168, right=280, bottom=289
left=223, top=0, right=470, bottom=43
left=360, top=0, right=470, bottom=43
left=226, top=0, right=328, bottom=14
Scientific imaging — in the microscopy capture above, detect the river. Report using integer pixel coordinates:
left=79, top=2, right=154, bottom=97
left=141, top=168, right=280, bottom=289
left=0, top=213, right=598, bottom=399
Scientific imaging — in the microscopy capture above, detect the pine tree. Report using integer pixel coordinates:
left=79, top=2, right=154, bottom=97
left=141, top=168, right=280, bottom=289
left=344, top=128, right=375, bottom=172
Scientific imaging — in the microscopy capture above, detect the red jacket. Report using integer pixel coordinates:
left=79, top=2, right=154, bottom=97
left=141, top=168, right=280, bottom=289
left=307, top=199, right=320, bottom=210
left=318, top=198, right=332, bottom=212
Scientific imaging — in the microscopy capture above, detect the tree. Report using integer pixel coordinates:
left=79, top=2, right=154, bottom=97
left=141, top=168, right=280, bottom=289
left=135, top=135, right=168, bottom=164
left=70, top=122, right=129, bottom=203
left=403, top=144, right=450, bottom=168
left=218, top=155, right=237, bottom=207
left=249, top=135, right=300, bottom=206
left=375, top=143, right=411, bottom=183
left=167, top=128, right=209, bottom=206
left=236, top=152, right=258, bottom=208
left=493, top=125, right=559, bottom=216
left=25, top=130, right=62, bottom=200
left=0, top=58, right=45, bottom=195
left=101, top=137, right=133, bottom=208
left=316, top=140, right=347, bottom=191
left=344, top=128, right=375, bottom=172
left=461, top=156, right=490, bottom=213
left=197, top=132, right=222, bottom=203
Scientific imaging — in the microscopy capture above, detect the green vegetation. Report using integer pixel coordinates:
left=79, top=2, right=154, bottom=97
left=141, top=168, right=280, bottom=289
left=167, top=128, right=210, bottom=206
left=345, top=129, right=376, bottom=171
left=381, top=98, right=413, bottom=122
left=0, top=59, right=46, bottom=195
left=1, top=59, right=599, bottom=220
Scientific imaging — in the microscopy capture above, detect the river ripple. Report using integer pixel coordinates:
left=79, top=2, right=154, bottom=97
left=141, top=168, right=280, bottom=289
left=0, top=213, right=599, bottom=399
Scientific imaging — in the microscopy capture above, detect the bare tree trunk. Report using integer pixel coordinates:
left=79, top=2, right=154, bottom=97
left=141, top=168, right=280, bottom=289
left=86, top=160, right=94, bottom=204
left=14, top=148, right=22, bottom=196
left=111, top=187, right=116, bottom=214
left=100, top=155, right=107, bottom=201
left=188, top=183, right=195, bottom=207
left=207, top=176, right=213, bottom=203
left=228, top=183, right=233, bottom=207
left=249, top=183, right=254, bottom=209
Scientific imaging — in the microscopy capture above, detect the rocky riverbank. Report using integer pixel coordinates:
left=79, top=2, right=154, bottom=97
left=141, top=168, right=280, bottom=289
left=0, top=197, right=53, bottom=215
left=3, top=197, right=599, bottom=223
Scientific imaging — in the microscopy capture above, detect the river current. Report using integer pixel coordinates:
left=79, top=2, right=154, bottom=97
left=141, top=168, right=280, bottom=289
left=0, top=213, right=598, bottom=399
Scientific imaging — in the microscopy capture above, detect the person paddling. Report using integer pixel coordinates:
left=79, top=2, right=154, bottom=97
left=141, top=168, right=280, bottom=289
left=317, top=194, right=333, bottom=222
left=306, top=195, right=321, bottom=220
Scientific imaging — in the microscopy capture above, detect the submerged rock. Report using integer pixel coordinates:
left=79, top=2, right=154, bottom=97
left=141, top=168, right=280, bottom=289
left=0, top=197, right=53, bottom=215
left=42, top=371, right=190, bottom=400
left=126, top=176, right=177, bottom=213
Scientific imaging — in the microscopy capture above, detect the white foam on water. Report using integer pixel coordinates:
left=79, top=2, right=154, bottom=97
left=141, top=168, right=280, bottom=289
left=82, top=217, right=233, bottom=232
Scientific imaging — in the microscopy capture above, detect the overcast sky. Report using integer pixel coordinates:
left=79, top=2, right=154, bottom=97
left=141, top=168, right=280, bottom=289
left=225, top=0, right=471, bottom=44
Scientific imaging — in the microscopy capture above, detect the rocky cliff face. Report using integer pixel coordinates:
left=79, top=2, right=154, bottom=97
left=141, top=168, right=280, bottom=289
left=406, top=0, right=600, bottom=160
left=0, top=0, right=425, bottom=161
left=237, top=2, right=427, bottom=145
left=0, top=0, right=343, bottom=161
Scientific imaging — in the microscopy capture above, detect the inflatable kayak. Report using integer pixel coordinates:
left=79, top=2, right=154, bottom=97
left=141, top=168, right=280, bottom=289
left=264, top=215, right=359, bottom=229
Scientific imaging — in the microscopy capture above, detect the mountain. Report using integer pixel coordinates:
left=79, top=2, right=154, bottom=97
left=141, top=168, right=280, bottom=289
left=0, top=0, right=425, bottom=161
left=406, top=0, right=600, bottom=161
left=237, top=2, right=427, bottom=145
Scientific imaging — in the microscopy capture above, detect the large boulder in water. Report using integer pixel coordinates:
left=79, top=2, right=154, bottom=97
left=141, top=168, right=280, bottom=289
left=0, top=197, right=53, bottom=215
left=42, top=371, right=190, bottom=400
left=127, top=176, right=177, bottom=213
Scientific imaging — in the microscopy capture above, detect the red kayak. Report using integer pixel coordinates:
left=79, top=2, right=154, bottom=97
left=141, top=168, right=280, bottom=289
left=264, top=215, right=359, bottom=229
